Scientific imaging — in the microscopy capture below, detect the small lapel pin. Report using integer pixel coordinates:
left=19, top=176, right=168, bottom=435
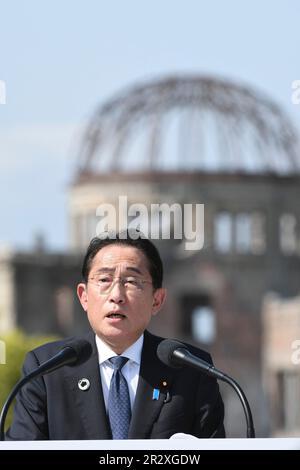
left=78, top=378, right=90, bottom=391
left=152, top=388, right=160, bottom=400
left=161, top=380, right=171, bottom=403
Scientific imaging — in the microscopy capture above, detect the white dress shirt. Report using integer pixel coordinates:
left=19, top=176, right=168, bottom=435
left=95, top=334, right=144, bottom=412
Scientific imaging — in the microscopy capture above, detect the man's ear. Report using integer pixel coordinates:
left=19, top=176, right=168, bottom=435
left=77, top=283, right=88, bottom=312
left=151, top=288, right=167, bottom=316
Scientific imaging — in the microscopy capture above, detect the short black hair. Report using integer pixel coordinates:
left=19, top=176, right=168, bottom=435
left=81, top=229, right=163, bottom=289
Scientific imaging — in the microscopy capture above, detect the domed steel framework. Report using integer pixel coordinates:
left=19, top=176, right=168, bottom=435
left=77, top=75, right=300, bottom=176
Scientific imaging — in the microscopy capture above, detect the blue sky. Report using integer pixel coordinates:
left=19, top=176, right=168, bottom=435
left=0, top=0, right=299, bottom=250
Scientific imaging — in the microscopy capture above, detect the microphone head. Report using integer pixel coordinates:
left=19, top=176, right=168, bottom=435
left=62, top=339, right=93, bottom=366
left=157, top=339, right=185, bottom=369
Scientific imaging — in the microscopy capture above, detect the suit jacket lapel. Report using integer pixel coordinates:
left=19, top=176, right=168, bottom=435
left=64, top=331, right=111, bottom=439
left=63, top=331, right=176, bottom=439
left=128, top=331, right=175, bottom=439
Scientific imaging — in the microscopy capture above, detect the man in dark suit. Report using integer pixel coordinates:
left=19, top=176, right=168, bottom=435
left=7, top=231, right=225, bottom=440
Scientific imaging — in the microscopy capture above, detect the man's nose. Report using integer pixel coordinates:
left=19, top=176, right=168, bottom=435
left=108, top=280, right=126, bottom=303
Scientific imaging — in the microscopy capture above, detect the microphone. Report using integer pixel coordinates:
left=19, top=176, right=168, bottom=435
left=0, top=339, right=92, bottom=440
left=157, top=339, right=255, bottom=438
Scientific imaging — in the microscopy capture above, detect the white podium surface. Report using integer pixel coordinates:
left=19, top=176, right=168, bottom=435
left=0, top=438, right=300, bottom=450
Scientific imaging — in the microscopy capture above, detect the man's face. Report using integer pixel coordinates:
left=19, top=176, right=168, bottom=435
left=77, top=244, right=166, bottom=354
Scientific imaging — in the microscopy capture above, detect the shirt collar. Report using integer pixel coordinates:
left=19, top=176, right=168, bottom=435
left=95, top=334, right=144, bottom=366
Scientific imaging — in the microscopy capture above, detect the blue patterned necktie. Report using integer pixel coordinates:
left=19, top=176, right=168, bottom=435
left=108, top=356, right=131, bottom=439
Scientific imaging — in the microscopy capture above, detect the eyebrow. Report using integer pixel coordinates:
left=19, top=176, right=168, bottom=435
left=93, top=267, right=143, bottom=276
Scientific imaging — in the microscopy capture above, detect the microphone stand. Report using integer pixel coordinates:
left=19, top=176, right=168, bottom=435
left=0, top=347, right=76, bottom=440
left=0, top=374, right=34, bottom=441
left=219, top=374, right=255, bottom=439
left=174, top=348, right=255, bottom=438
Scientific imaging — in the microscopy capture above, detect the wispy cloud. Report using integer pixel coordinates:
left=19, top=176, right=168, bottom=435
left=0, top=122, right=81, bottom=174
left=0, top=121, right=84, bottom=249
left=0, top=80, right=6, bottom=104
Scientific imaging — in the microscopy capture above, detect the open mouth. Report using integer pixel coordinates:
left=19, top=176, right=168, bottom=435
left=106, top=313, right=126, bottom=319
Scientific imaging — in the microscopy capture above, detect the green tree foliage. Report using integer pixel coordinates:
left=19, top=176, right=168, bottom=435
left=0, top=330, right=59, bottom=431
